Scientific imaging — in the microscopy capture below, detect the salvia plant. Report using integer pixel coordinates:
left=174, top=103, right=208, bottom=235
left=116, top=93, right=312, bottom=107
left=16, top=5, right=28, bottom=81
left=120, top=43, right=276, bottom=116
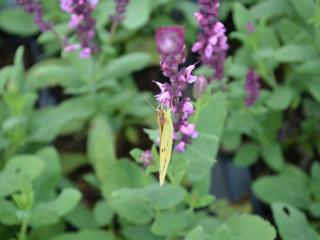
left=0, top=0, right=319, bottom=240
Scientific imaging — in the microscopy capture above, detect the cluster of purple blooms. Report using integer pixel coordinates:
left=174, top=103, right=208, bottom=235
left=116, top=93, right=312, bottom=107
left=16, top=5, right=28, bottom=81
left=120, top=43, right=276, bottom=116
left=110, top=0, right=129, bottom=23
left=16, top=0, right=52, bottom=32
left=60, top=0, right=98, bottom=58
left=155, top=26, right=198, bottom=152
left=192, top=0, right=228, bottom=82
left=245, top=68, right=260, bottom=107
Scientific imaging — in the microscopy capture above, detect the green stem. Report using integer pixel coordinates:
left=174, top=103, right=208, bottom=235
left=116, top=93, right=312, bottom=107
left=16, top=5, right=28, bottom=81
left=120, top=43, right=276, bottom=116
left=18, top=217, right=29, bottom=240
left=109, top=21, right=118, bottom=45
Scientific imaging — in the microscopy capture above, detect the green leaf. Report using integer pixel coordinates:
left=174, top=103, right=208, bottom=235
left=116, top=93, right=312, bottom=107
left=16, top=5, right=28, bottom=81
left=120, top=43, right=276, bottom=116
left=29, top=97, right=95, bottom=142
left=186, top=226, right=206, bottom=240
left=308, top=80, right=320, bottom=102
left=251, top=0, right=291, bottom=20
left=272, top=203, right=319, bottom=240
left=0, top=66, right=12, bottom=93
left=64, top=205, right=99, bottom=230
left=311, top=162, right=320, bottom=200
left=28, top=222, right=65, bottom=240
left=26, top=60, right=80, bottom=90
left=151, top=211, right=194, bottom=236
left=30, top=188, right=81, bottom=228
left=212, top=214, right=276, bottom=240
left=185, top=92, right=228, bottom=182
left=101, top=160, right=154, bottom=198
left=100, top=53, right=151, bottom=79
left=93, top=201, right=114, bottom=227
left=12, top=46, right=25, bottom=91
left=253, top=175, right=310, bottom=209
left=130, top=148, right=144, bottom=163
left=123, top=224, right=162, bottom=240
left=233, top=3, right=252, bottom=32
left=60, top=153, right=88, bottom=175
left=0, top=199, right=19, bottom=225
left=261, top=143, right=285, bottom=171
left=109, top=192, right=154, bottom=225
left=267, top=86, right=294, bottom=111
left=0, top=8, right=38, bottom=36
left=111, top=184, right=186, bottom=210
left=275, top=45, right=318, bottom=63
left=175, top=1, right=198, bottom=27
left=52, top=230, right=115, bottom=240
left=122, top=0, right=151, bottom=30
left=234, top=143, right=260, bottom=167
left=275, top=19, right=308, bottom=44
left=289, top=0, right=315, bottom=21
left=0, top=155, right=45, bottom=197
left=34, top=147, right=62, bottom=202
left=88, top=115, right=116, bottom=183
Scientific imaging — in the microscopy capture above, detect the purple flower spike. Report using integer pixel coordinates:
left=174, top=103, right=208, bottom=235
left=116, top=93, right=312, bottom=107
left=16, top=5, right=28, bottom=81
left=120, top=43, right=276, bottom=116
left=16, top=0, right=53, bottom=32
left=60, top=0, right=98, bottom=58
left=154, top=26, right=198, bottom=152
left=245, top=68, right=260, bottom=107
left=192, top=0, right=228, bottom=82
left=110, top=0, right=129, bottom=23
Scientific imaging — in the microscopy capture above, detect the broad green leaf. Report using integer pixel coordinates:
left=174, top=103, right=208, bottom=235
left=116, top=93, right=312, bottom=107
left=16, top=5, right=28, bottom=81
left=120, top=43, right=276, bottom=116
left=26, top=60, right=79, bottom=90
left=289, top=0, right=315, bottom=21
left=0, top=199, right=19, bottom=225
left=275, top=19, right=309, bottom=44
left=275, top=45, right=318, bottom=63
left=267, top=86, right=294, bottom=111
left=272, top=203, right=319, bottom=240
left=123, top=224, right=162, bottom=240
left=60, top=153, right=87, bottom=175
left=186, top=226, right=206, bottom=240
left=261, top=143, right=285, bottom=171
left=100, top=53, right=151, bottom=79
left=185, top=91, right=228, bottom=182
left=122, top=0, right=151, bottom=30
left=151, top=211, right=194, bottom=236
left=233, top=3, right=252, bottom=32
left=0, top=155, right=44, bottom=197
left=212, top=214, right=276, bottom=240
left=88, top=115, right=116, bottom=183
left=296, top=60, right=320, bottom=75
left=250, top=0, right=291, bottom=20
left=111, top=184, right=186, bottom=210
left=28, top=222, right=65, bottom=240
left=34, top=147, right=62, bottom=202
left=93, top=201, right=114, bottom=227
left=234, top=143, right=260, bottom=167
left=29, top=97, right=95, bottom=142
left=109, top=192, right=153, bottom=225
left=65, top=205, right=99, bottom=230
left=0, top=8, right=38, bottom=36
left=30, top=188, right=81, bottom=228
left=52, top=230, right=115, bottom=240
left=101, top=160, right=154, bottom=198
left=253, top=175, right=310, bottom=209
